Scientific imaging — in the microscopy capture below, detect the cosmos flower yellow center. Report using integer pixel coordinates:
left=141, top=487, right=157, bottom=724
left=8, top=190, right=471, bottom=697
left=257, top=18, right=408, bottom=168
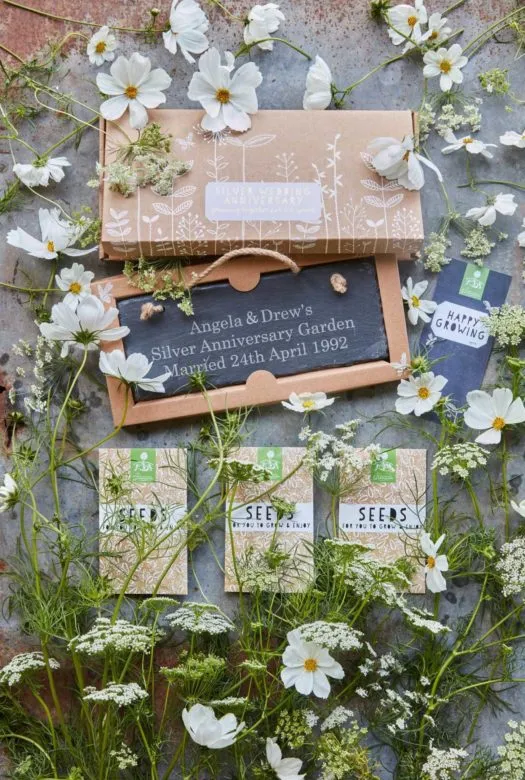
left=463, top=137, right=473, bottom=144
left=403, top=150, right=410, bottom=161
left=302, top=400, right=316, bottom=410
left=69, top=282, right=82, bottom=294
left=427, top=555, right=436, bottom=568
left=418, top=387, right=430, bottom=400
left=492, top=416, right=506, bottom=431
left=429, top=30, right=438, bottom=39
left=215, top=88, right=231, bottom=104
left=411, top=295, right=420, bottom=308
left=303, top=658, right=318, bottom=672
left=95, top=41, right=107, bottom=53
left=440, top=59, right=452, bottom=73
left=407, top=14, right=417, bottom=26
left=46, top=241, right=55, bottom=252
left=125, top=85, right=138, bottom=99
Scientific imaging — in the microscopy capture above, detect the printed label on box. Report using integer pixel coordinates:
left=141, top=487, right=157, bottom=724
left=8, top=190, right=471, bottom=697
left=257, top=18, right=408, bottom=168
left=205, top=182, right=322, bottom=222
left=431, top=301, right=489, bottom=349
left=459, top=264, right=490, bottom=300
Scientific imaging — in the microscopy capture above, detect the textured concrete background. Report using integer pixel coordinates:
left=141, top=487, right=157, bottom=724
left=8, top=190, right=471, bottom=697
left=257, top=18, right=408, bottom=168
left=0, top=0, right=524, bottom=776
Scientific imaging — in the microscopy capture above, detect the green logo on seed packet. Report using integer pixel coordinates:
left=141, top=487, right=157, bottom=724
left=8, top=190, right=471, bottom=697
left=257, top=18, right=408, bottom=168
left=130, top=449, right=156, bottom=483
left=459, top=263, right=489, bottom=301
left=371, top=450, right=397, bottom=484
left=257, top=447, right=282, bottom=481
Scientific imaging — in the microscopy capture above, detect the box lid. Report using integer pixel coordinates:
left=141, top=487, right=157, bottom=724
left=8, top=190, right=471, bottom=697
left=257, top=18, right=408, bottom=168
left=100, top=109, right=423, bottom=260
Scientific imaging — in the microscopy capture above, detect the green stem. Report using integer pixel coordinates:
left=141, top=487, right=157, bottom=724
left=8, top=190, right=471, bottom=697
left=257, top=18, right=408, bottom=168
left=235, top=37, right=311, bottom=60
left=458, top=179, right=525, bottom=191
left=3, top=0, right=161, bottom=32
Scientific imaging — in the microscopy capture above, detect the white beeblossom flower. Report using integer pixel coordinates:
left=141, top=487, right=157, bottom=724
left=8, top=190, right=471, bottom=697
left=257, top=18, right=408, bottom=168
left=55, top=263, right=94, bottom=308
left=244, top=4, right=285, bottom=50
left=421, top=12, right=451, bottom=45
left=0, top=652, right=59, bottom=687
left=432, top=442, right=489, bottom=479
left=297, top=622, right=363, bottom=652
left=387, top=0, right=427, bottom=47
left=166, top=603, right=234, bottom=635
left=495, top=720, right=525, bottom=778
left=7, top=208, right=95, bottom=260
left=395, top=372, right=447, bottom=416
left=401, top=277, right=437, bottom=325
left=420, top=533, right=449, bottom=593
left=87, top=26, right=118, bottom=66
left=464, top=388, right=525, bottom=444
left=423, top=44, right=468, bottom=91
left=441, top=130, right=496, bottom=158
left=99, top=350, right=171, bottom=393
left=96, top=53, right=171, bottom=130
left=0, top=473, right=18, bottom=512
left=402, top=606, right=450, bottom=634
left=266, top=738, right=304, bottom=780
left=320, top=706, right=354, bottom=732
left=13, top=157, right=70, bottom=187
left=83, top=682, right=148, bottom=706
left=282, top=391, right=335, bottom=413
left=188, top=47, right=262, bottom=132
left=110, top=745, right=138, bottom=771
left=281, top=629, right=344, bottom=698
left=496, top=538, right=525, bottom=597
left=421, top=742, right=469, bottom=779
left=367, top=135, right=442, bottom=191
left=500, top=129, right=525, bottom=149
left=163, top=0, right=209, bottom=63
left=465, top=193, right=517, bottom=227
left=511, top=499, right=525, bottom=518
left=303, top=55, right=333, bottom=110
left=68, top=617, right=160, bottom=655
left=182, top=703, right=244, bottom=748
left=39, top=294, right=129, bottom=358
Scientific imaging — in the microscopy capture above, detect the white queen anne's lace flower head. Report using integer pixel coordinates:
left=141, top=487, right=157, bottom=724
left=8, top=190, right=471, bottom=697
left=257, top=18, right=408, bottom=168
left=282, top=391, right=335, bottom=413
left=441, top=130, right=496, bottom=158
left=496, top=538, right=525, bottom=597
left=187, top=47, right=262, bottom=132
left=0, top=652, right=59, bottom=687
left=0, top=473, right=18, bottom=513
left=423, top=44, right=468, bottom=91
left=166, top=603, right=234, bottom=635
left=401, top=277, right=437, bottom=325
left=367, top=135, right=442, bottom=191
left=55, top=263, right=94, bottom=309
left=281, top=629, right=344, bottom=698
left=182, top=703, right=244, bottom=748
left=297, top=621, right=363, bottom=651
left=87, top=26, right=118, bottom=66
left=303, top=55, right=333, bottom=110
left=420, top=533, right=448, bottom=593
left=163, top=0, right=209, bottom=63
left=68, top=617, right=160, bottom=655
left=83, top=682, right=148, bottom=706
left=244, top=4, right=285, bottom=51
left=266, top=738, right=304, bottom=780
left=13, top=157, right=70, bottom=187
left=96, top=52, right=171, bottom=130
left=465, top=192, right=517, bottom=227
left=395, top=372, right=447, bottom=416
left=99, top=349, right=171, bottom=393
left=464, top=388, right=525, bottom=444
left=7, top=208, right=95, bottom=260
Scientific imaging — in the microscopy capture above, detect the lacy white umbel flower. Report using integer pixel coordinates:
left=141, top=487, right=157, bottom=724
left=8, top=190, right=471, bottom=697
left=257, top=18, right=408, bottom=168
left=13, top=157, right=70, bottom=187
left=465, top=193, right=517, bottom=227
left=511, top=499, right=525, bottom=518
left=282, top=392, right=335, bottom=413
left=420, top=533, right=448, bottom=593
left=387, top=0, right=427, bottom=47
left=244, top=4, right=285, bottom=50
left=39, top=295, right=129, bottom=358
left=182, top=703, right=244, bottom=748
left=303, top=55, right=333, bottom=110
left=83, top=682, right=148, bottom=706
left=87, top=26, right=118, bottom=66
left=187, top=47, right=262, bottom=132
left=395, top=372, right=447, bottom=416
left=464, top=388, right=525, bottom=444
left=99, top=350, right=171, bottom=393
left=298, top=621, right=363, bottom=652
left=423, top=44, right=468, bottom=91
left=401, top=277, right=437, bottom=325
left=266, top=738, right=304, bottom=780
left=367, top=135, right=442, bottom=191
left=163, top=0, right=209, bottom=63
left=281, top=629, right=344, bottom=698
left=68, top=617, right=160, bottom=655
left=496, top=538, right=525, bottom=597
left=421, top=12, right=451, bottom=45
left=0, top=473, right=18, bottom=513
left=96, top=53, right=171, bottom=130
left=166, top=603, right=234, bottom=635
left=500, top=128, right=525, bottom=149
left=441, top=130, right=496, bottom=158
left=0, top=652, right=59, bottom=687
left=55, top=263, right=94, bottom=308
left=7, top=208, right=95, bottom=260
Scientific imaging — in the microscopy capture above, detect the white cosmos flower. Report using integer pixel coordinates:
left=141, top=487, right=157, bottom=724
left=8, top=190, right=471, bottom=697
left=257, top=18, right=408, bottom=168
left=281, top=629, right=344, bottom=698
left=87, top=26, right=118, bottom=66
left=163, top=0, right=209, bottom=63
left=303, top=55, right=332, bottom=110
left=387, top=0, right=427, bottom=47
left=395, top=372, right=447, bottom=416
left=39, top=294, right=129, bottom=358
left=266, top=738, right=304, bottom=780
left=422, top=44, right=468, bottom=91
left=282, top=391, right=335, bottom=413
left=368, top=135, right=442, bottom=191
left=7, top=208, right=95, bottom=260
left=56, top=263, right=94, bottom=308
left=96, top=53, right=171, bottom=130
left=401, top=277, right=437, bottom=325
left=420, top=533, right=448, bottom=593
left=464, top=388, right=525, bottom=444
left=244, top=3, right=285, bottom=50
left=421, top=12, right=451, bottom=45
left=99, top=350, right=171, bottom=393
left=0, top=474, right=18, bottom=513
left=511, top=499, right=525, bottom=518
left=182, top=703, right=244, bottom=748
left=441, top=130, right=496, bottom=159
left=465, top=193, right=517, bottom=227
left=500, top=129, right=525, bottom=149
left=187, top=47, right=262, bottom=132
left=13, top=157, right=70, bottom=187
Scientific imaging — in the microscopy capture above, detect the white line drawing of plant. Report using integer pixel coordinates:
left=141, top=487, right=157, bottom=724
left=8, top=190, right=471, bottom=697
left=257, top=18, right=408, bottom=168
left=105, top=209, right=138, bottom=257
left=312, top=163, right=331, bottom=253
left=142, top=214, right=170, bottom=256
left=326, top=134, right=343, bottom=251
left=366, top=217, right=386, bottom=254
left=392, top=207, right=421, bottom=254
left=275, top=151, right=298, bottom=249
left=175, top=214, right=208, bottom=255
left=245, top=219, right=283, bottom=246
left=360, top=152, right=404, bottom=243
left=150, top=184, right=197, bottom=255
left=341, top=198, right=367, bottom=254
left=206, top=134, right=230, bottom=253
left=292, top=222, right=321, bottom=253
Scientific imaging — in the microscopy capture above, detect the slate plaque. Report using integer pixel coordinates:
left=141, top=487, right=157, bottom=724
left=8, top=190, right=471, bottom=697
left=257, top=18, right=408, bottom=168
left=118, top=258, right=388, bottom=401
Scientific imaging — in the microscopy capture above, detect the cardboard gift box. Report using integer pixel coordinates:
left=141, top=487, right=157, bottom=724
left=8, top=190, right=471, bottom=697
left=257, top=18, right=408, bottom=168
left=99, top=109, right=423, bottom=261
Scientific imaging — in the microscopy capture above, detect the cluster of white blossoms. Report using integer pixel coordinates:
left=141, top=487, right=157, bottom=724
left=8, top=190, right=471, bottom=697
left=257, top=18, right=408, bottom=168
left=320, top=706, right=354, bottom=732
left=0, top=652, right=59, bottom=687
left=493, top=720, right=525, bottom=779
left=432, top=442, right=489, bottom=479
left=83, top=682, right=148, bottom=706
left=495, top=538, right=525, bottom=598
left=68, top=617, right=160, bottom=655
left=299, top=424, right=380, bottom=486
left=109, top=745, right=138, bottom=771
left=484, top=303, right=525, bottom=348
left=421, top=742, right=468, bottom=779
left=297, top=622, right=363, bottom=652
left=166, top=603, right=234, bottom=635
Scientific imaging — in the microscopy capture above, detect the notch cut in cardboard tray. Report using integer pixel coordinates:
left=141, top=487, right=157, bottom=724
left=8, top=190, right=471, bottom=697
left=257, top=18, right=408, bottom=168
left=99, top=109, right=423, bottom=261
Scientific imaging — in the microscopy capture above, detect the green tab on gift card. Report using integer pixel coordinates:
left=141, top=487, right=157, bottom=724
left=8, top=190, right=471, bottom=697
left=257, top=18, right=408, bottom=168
left=371, top=449, right=397, bottom=484
left=257, top=447, right=282, bottom=481
left=459, top=263, right=490, bottom=301
left=130, top=448, right=156, bottom=483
